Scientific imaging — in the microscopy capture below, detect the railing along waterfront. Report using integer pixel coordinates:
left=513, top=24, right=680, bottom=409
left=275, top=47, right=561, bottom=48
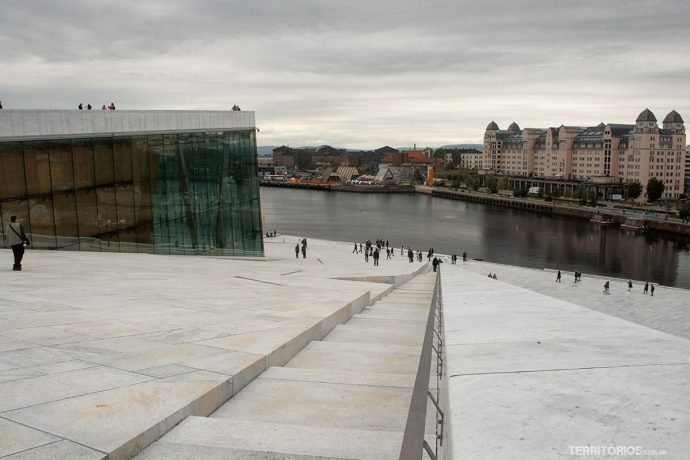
left=400, top=268, right=445, bottom=460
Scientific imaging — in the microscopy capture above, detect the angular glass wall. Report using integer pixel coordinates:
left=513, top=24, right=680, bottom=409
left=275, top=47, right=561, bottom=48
left=0, top=130, right=263, bottom=256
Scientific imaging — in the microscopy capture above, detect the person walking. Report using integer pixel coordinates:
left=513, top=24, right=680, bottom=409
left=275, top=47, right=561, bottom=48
left=408, top=248, right=413, bottom=263
left=5, top=216, right=29, bottom=271
left=556, top=270, right=561, bottom=283
left=359, top=242, right=363, bottom=253
left=643, top=282, right=649, bottom=294
left=386, top=248, right=391, bottom=260
left=294, top=243, right=299, bottom=259
left=462, top=251, right=467, bottom=262
left=651, top=284, right=655, bottom=296
left=628, top=280, right=633, bottom=291
left=352, top=243, right=358, bottom=254
left=365, top=248, right=369, bottom=263
left=373, top=249, right=379, bottom=266
left=603, top=281, right=610, bottom=295
left=301, top=242, right=306, bottom=259
left=432, top=257, right=439, bottom=272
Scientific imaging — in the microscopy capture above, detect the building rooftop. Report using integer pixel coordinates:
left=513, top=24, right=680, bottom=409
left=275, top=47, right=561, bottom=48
left=486, top=121, right=500, bottom=131
left=664, top=110, right=684, bottom=124
left=636, top=108, right=657, bottom=123
left=0, top=110, right=256, bottom=140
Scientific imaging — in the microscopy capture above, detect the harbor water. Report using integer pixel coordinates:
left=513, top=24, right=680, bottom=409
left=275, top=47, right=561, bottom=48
left=260, top=188, right=690, bottom=289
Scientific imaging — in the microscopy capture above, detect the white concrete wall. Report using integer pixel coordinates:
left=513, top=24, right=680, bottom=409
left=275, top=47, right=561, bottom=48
left=0, top=110, right=255, bottom=139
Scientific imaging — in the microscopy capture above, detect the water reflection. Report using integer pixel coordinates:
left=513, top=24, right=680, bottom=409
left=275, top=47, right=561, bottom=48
left=260, top=188, right=690, bottom=289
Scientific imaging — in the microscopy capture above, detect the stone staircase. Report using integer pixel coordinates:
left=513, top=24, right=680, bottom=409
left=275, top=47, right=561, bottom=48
left=138, top=271, right=438, bottom=459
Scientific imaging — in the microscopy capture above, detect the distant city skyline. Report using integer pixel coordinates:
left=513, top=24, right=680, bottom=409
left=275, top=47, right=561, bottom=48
left=2, top=0, right=689, bottom=148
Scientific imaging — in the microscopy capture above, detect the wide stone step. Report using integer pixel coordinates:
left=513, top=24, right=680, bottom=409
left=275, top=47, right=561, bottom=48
left=285, top=341, right=421, bottom=375
left=357, top=308, right=429, bottom=321
left=136, top=270, right=439, bottom=459
left=324, top=323, right=425, bottom=347
left=209, top=376, right=412, bottom=432
left=136, top=418, right=404, bottom=460
left=345, top=316, right=425, bottom=330
left=366, top=301, right=430, bottom=311
left=260, top=366, right=416, bottom=389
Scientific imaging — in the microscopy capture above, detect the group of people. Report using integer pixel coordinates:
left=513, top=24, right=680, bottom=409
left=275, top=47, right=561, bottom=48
left=231, top=105, right=242, bottom=111
left=556, top=269, right=581, bottom=283
left=450, top=252, right=468, bottom=264
left=265, top=229, right=278, bottom=238
left=78, top=102, right=116, bottom=110
left=351, top=241, right=471, bottom=271
left=640, top=281, right=655, bottom=296
left=556, top=270, right=658, bottom=296
left=294, top=238, right=307, bottom=259
left=353, top=239, right=391, bottom=266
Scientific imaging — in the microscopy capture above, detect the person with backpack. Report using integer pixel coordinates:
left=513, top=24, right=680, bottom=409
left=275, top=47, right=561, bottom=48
left=5, top=216, right=30, bottom=271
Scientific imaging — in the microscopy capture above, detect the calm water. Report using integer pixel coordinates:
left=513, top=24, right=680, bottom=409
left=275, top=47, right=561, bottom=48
left=260, top=188, right=690, bottom=289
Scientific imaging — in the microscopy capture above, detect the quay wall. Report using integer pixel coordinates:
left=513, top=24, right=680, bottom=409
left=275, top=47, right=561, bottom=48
left=419, top=186, right=690, bottom=236
left=260, top=181, right=414, bottom=193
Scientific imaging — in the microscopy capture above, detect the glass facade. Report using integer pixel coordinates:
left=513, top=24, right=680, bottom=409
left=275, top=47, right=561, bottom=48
left=0, top=130, right=264, bottom=256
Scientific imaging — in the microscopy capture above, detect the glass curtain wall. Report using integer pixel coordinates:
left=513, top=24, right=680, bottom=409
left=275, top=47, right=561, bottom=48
left=0, top=130, right=263, bottom=256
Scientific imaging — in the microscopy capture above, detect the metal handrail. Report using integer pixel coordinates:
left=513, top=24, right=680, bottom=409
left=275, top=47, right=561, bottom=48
left=399, top=268, right=444, bottom=459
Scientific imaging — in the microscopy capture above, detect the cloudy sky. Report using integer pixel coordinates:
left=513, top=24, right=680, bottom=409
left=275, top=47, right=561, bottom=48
left=2, top=0, right=689, bottom=148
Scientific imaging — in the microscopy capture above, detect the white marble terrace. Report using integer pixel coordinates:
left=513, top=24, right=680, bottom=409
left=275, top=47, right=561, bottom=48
left=0, top=237, right=425, bottom=459
left=1, top=237, right=689, bottom=459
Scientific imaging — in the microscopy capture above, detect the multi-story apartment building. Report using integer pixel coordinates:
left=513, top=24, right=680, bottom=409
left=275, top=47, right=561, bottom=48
left=482, top=109, right=686, bottom=201
left=685, top=145, right=690, bottom=197
left=436, top=148, right=483, bottom=170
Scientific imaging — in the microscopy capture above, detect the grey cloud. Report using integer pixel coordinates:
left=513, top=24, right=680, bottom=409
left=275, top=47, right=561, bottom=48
left=2, top=0, right=688, bottom=147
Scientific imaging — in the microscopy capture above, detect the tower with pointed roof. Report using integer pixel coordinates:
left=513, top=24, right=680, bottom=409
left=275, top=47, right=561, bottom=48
left=663, top=110, right=685, bottom=134
left=483, top=122, right=501, bottom=172
left=634, top=108, right=658, bottom=134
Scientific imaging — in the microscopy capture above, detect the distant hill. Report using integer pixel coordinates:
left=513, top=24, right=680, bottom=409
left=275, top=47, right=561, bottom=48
left=437, top=144, right=483, bottom=151
left=257, top=144, right=483, bottom=155
left=257, top=146, right=278, bottom=156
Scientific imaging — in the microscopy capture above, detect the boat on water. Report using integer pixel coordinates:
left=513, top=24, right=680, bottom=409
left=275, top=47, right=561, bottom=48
left=590, top=214, right=617, bottom=226
left=620, top=217, right=647, bottom=232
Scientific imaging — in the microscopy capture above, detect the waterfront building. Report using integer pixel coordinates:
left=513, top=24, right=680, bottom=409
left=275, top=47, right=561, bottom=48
left=0, top=110, right=263, bottom=256
left=375, top=165, right=424, bottom=184
left=685, top=145, right=690, bottom=197
left=435, top=147, right=483, bottom=170
left=272, top=145, right=352, bottom=169
left=336, top=166, right=359, bottom=182
left=482, top=109, right=686, bottom=201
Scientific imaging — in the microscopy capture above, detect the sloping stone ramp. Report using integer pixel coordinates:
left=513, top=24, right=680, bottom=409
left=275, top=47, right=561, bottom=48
left=138, top=271, right=438, bottom=459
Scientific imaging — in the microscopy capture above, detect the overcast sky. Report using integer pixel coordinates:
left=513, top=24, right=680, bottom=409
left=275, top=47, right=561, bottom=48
left=2, top=0, right=689, bottom=148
